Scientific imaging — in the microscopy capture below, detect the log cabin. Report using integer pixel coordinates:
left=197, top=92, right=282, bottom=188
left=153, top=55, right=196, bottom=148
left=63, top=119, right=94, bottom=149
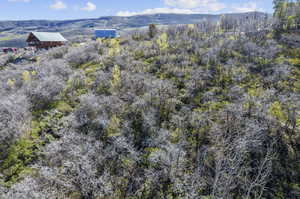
left=26, top=32, right=67, bottom=49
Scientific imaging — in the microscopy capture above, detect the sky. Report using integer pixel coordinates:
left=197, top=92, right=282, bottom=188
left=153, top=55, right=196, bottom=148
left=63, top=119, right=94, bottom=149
left=0, top=0, right=274, bottom=20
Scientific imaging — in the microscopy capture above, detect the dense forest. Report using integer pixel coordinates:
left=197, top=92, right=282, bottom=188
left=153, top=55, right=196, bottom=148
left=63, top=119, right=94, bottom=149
left=0, top=1, right=299, bottom=198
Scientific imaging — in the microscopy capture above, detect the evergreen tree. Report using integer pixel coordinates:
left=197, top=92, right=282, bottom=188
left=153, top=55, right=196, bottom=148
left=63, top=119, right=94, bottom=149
left=148, top=24, right=158, bottom=38
left=273, top=0, right=286, bottom=31
left=273, top=0, right=285, bottom=15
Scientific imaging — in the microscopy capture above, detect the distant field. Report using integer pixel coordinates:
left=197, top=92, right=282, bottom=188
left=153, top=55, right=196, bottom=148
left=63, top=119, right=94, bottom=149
left=0, top=32, right=26, bottom=47
left=0, top=36, right=14, bottom=41
left=0, top=36, right=27, bottom=48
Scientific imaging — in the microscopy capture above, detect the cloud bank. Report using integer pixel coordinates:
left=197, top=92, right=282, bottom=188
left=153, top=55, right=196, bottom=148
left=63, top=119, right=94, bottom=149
left=117, top=0, right=227, bottom=16
left=81, top=2, right=97, bottom=12
left=50, top=0, right=67, bottom=10
left=117, top=0, right=264, bottom=17
left=232, top=2, right=262, bottom=13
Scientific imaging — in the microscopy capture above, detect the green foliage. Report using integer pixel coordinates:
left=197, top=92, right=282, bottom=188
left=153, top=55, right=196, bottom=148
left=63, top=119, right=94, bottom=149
left=273, top=0, right=300, bottom=32
left=79, top=61, right=98, bottom=70
left=7, top=78, right=15, bottom=88
left=21, top=71, right=31, bottom=82
left=55, top=101, right=73, bottom=115
left=269, top=101, right=288, bottom=122
left=106, top=115, right=121, bottom=137
left=170, top=128, right=181, bottom=143
left=288, top=58, right=300, bottom=67
left=156, top=33, right=169, bottom=51
left=0, top=121, right=42, bottom=187
left=110, top=65, right=121, bottom=92
left=287, top=15, right=296, bottom=29
left=0, top=107, right=65, bottom=187
left=108, top=39, right=121, bottom=57
left=134, top=50, right=145, bottom=59
left=255, top=57, right=271, bottom=69
left=63, top=75, right=87, bottom=101
left=248, top=86, right=264, bottom=97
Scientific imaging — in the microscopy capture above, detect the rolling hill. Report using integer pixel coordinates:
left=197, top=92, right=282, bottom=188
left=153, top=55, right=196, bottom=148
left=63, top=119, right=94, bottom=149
left=0, top=12, right=268, bottom=47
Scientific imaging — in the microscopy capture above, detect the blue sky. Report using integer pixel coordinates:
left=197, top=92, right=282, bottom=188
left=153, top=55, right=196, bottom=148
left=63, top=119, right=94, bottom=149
left=0, top=0, right=274, bottom=20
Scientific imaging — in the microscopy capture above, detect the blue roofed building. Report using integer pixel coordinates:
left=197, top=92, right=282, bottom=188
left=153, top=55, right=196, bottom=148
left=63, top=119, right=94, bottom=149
left=94, top=29, right=117, bottom=39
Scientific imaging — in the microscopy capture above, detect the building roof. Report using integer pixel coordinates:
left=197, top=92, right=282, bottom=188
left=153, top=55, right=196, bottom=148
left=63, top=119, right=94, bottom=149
left=95, top=29, right=117, bottom=31
left=31, top=32, right=67, bottom=42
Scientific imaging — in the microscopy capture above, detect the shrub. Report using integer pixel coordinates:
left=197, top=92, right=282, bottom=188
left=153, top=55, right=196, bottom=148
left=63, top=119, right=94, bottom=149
left=46, top=46, right=69, bottom=59
left=0, top=54, right=10, bottom=67
left=65, top=43, right=100, bottom=68
left=26, top=77, right=64, bottom=112
left=37, top=59, right=72, bottom=81
left=0, top=94, right=31, bottom=159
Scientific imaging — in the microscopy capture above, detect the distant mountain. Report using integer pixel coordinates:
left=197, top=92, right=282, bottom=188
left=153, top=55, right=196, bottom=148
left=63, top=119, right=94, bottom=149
left=0, top=12, right=269, bottom=47
left=0, top=14, right=219, bottom=32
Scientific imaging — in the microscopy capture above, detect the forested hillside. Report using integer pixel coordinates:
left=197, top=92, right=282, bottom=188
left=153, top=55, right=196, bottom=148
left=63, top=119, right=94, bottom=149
left=0, top=1, right=299, bottom=199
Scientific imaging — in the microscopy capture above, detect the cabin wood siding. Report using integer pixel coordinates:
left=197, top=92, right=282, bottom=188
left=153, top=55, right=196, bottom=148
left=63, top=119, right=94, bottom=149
left=26, top=32, right=66, bottom=49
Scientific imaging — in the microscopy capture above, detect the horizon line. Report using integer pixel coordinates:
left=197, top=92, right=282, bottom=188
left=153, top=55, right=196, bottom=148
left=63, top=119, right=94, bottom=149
left=0, top=11, right=272, bottom=22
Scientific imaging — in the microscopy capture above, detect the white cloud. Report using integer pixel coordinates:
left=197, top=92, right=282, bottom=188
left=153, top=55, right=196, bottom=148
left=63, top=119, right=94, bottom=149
left=117, top=0, right=226, bottom=16
left=81, top=2, right=97, bottom=12
left=117, top=7, right=198, bottom=17
left=164, top=0, right=225, bottom=11
left=50, top=0, right=67, bottom=10
left=231, top=2, right=263, bottom=13
left=8, top=0, right=31, bottom=2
